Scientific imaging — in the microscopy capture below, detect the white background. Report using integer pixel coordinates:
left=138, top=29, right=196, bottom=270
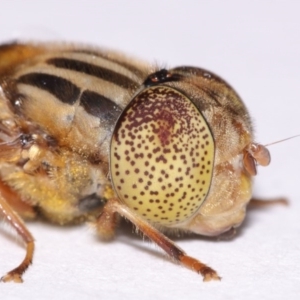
left=0, top=1, right=299, bottom=299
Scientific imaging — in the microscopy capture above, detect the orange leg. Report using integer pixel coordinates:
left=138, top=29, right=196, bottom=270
left=101, top=198, right=220, bottom=282
left=0, top=179, right=36, bottom=219
left=0, top=193, right=34, bottom=283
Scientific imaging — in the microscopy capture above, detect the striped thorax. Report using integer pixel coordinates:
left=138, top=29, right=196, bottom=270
left=0, top=42, right=271, bottom=283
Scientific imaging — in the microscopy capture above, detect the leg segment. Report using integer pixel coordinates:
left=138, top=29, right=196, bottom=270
left=0, top=179, right=36, bottom=219
left=101, top=198, right=220, bottom=281
left=249, top=197, right=288, bottom=207
left=96, top=203, right=120, bottom=240
left=0, top=193, right=34, bottom=283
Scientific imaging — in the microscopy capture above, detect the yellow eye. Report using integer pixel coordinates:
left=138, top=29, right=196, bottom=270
left=110, top=86, right=215, bottom=226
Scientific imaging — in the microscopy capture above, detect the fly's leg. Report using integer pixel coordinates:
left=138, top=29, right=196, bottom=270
left=0, top=179, right=36, bottom=219
left=96, top=203, right=120, bottom=240
left=249, top=197, right=288, bottom=207
left=0, top=192, right=34, bottom=283
left=100, top=198, right=220, bottom=282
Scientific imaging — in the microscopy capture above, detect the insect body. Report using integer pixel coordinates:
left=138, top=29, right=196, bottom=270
left=0, top=42, right=271, bottom=283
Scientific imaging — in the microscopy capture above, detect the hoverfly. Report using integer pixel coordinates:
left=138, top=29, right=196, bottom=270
left=0, top=42, right=277, bottom=283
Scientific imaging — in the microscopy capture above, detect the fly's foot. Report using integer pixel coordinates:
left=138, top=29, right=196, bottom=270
left=1, top=272, right=23, bottom=283
left=200, top=266, right=221, bottom=282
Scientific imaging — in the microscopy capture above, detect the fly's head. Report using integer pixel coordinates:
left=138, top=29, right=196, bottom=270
left=110, top=67, right=271, bottom=235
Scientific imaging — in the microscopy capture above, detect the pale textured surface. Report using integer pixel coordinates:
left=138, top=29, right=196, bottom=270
left=0, top=1, right=299, bottom=299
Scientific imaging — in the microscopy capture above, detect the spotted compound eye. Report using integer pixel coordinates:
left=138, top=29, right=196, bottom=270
left=110, top=86, right=214, bottom=226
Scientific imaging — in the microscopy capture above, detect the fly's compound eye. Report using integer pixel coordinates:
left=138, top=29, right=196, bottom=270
left=110, top=86, right=215, bottom=226
left=243, top=143, right=271, bottom=176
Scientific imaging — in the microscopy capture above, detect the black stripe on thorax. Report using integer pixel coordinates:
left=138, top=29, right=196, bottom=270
left=47, top=57, right=138, bottom=90
left=80, top=90, right=122, bottom=123
left=18, top=72, right=80, bottom=105
left=17, top=72, right=123, bottom=123
left=69, top=49, right=146, bottom=78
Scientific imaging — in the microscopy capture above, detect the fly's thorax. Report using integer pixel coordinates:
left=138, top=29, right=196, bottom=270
left=110, top=85, right=215, bottom=227
left=0, top=43, right=46, bottom=77
left=0, top=42, right=152, bottom=162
